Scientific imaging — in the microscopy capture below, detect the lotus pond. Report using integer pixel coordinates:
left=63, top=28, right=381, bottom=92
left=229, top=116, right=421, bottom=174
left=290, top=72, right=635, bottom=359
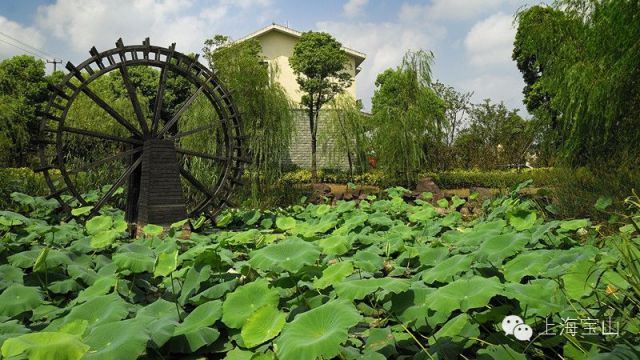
left=0, top=184, right=639, bottom=359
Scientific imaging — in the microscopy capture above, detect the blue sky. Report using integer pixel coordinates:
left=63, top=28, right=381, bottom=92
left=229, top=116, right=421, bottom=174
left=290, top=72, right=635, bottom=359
left=0, top=0, right=539, bottom=113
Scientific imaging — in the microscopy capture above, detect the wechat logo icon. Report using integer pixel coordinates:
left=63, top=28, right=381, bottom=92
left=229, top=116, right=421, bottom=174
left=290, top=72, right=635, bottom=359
left=501, top=315, right=533, bottom=341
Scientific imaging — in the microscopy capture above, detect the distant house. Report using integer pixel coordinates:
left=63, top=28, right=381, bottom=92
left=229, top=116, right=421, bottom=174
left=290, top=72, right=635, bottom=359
left=237, top=23, right=367, bottom=170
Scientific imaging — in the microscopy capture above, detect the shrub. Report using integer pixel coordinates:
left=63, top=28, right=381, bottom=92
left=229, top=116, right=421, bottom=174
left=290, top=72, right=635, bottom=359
left=0, top=168, right=53, bottom=208
left=279, top=168, right=393, bottom=188
left=546, top=165, right=640, bottom=220
left=0, top=168, right=94, bottom=210
left=423, top=168, right=557, bottom=189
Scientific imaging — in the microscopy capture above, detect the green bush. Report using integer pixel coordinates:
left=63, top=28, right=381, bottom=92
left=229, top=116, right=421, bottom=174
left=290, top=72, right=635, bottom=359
left=280, top=169, right=393, bottom=188
left=0, top=168, right=96, bottom=210
left=546, top=165, right=640, bottom=220
left=279, top=168, right=556, bottom=190
left=423, top=168, right=557, bottom=189
left=0, top=168, right=53, bottom=208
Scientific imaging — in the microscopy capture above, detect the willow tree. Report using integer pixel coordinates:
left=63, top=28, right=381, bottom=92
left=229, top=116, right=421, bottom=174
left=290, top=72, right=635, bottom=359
left=370, top=50, right=445, bottom=186
left=289, top=32, right=352, bottom=182
left=321, top=95, right=369, bottom=178
left=203, top=35, right=294, bottom=203
left=514, top=0, right=640, bottom=166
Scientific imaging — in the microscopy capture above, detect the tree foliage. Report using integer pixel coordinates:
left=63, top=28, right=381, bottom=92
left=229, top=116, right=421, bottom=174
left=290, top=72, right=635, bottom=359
left=370, top=50, right=445, bottom=186
left=320, top=95, right=369, bottom=178
left=454, top=100, right=534, bottom=170
left=0, top=56, right=52, bottom=167
left=203, top=35, right=294, bottom=203
left=289, top=32, right=352, bottom=181
left=431, top=81, right=473, bottom=170
left=432, top=82, right=472, bottom=148
left=513, top=0, right=640, bottom=166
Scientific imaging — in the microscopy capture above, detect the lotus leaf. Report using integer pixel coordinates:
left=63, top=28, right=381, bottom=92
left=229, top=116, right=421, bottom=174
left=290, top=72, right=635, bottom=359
left=426, top=277, right=502, bottom=314
left=275, top=300, right=362, bottom=360
left=1, top=331, right=89, bottom=360
left=249, top=238, right=320, bottom=273
left=335, top=277, right=410, bottom=301
left=222, top=279, right=279, bottom=329
left=83, top=319, right=149, bottom=360
left=0, top=284, right=42, bottom=317
left=313, top=261, right=354, bottom=289
left=241, top=305, right=286, bottom=347
left=174, top=300, right=222, bottom=336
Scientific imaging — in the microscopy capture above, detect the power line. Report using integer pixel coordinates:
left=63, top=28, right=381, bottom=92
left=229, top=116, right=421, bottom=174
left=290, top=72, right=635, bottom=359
left=0, top=30, right=57, bottom=59
left=47, top=58, right=63, bottom=72
left=0, top=37, right=48, bottom=60
left=0, top=35, right=66, bottom=73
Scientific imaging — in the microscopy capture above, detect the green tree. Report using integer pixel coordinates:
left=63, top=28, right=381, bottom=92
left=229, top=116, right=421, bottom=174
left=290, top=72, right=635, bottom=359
left=432, top=82, right=472, bottom=147
left=454, top=100, right=534, bottom=169
left=289, top=32, right=353, bottom=181
left=203, top=34, right=294, bottom=204
left=432, top=81, right=473, bottom=169
left=512, top=6, right=575, bottom=166
left=321, top=95, right=369, bottom=178
left=370, top=50, right=445, bottom=186
left=514, top=1, right=640, bottom=166
left=0, top=56, right=51, bottom=167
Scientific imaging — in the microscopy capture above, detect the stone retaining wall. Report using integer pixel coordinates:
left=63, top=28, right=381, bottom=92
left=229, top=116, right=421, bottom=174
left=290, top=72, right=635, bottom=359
left=284, top=109, right=349, bottom=170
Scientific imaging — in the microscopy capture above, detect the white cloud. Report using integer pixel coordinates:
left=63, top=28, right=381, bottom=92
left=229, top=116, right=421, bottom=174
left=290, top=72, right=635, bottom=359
left=343, top=0, right=368, bottom=18
left=0, top=16, right=46, bottom=59
left=221, top=0, right=272, bottom=9
left=317, top=20, right=444, bottom=109
left=399, top=0, right=506, bottom=22
left=34, top=0, right=272, bottom=58
left=459, top=72, right=525, bottom=112
left=464, top=12, right=516, bottom=67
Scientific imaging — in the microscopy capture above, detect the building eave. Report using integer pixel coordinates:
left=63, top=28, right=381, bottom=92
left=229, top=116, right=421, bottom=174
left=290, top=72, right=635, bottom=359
left=236, top=23, right=366, bottom=68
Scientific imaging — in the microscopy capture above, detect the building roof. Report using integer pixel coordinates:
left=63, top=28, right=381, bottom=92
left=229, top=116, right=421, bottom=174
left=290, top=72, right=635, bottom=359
left=237, top=23, right=366, bottom=68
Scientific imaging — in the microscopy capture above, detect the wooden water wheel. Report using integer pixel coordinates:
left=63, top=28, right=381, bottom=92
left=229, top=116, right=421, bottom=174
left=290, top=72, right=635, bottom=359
left=35, top=38, right=247, bottom=229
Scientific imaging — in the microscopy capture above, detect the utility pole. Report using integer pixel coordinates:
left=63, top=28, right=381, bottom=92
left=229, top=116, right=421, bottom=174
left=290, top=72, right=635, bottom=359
left=47, top=58, right=62, bottom=72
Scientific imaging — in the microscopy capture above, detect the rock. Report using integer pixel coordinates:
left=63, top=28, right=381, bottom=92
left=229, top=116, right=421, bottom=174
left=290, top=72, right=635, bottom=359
left=435, top=206, right=450, bottom=216
left=472, top=206, right=484, bottom=216
left=415, top=177, right=441, bottom=195
left=312, top=183, right=332, bottom=194
left=431, top=192, right=444, bottom=203
left=460, top=206, right=471, bottom=220
left=402, top=192, right=417, bottom=201
left=309, top=183, right=333, bottom=204
left=469, top=187, right=493, bottom=201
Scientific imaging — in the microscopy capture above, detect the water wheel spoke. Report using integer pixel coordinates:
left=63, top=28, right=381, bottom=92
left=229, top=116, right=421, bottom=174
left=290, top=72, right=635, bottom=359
left=80, top=86, right=143, bottom=137
left=175, top=147, right=227, bottom=163
left=68, top=147, right=143, bottom=175
left=158, top=82, right=207, bottom=136
left=179, top=168, right=214, bottom=197
left=119, top=63, right=150, bottom=135
left=169, top=122, right=220, bottom=139
left=151, top=66, right=169, bottom=135
left=89, top=156, right=143, bottom=217
left=61, top=126, right=143, bottom=145
left=189, top=196, right=215, bottom=217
